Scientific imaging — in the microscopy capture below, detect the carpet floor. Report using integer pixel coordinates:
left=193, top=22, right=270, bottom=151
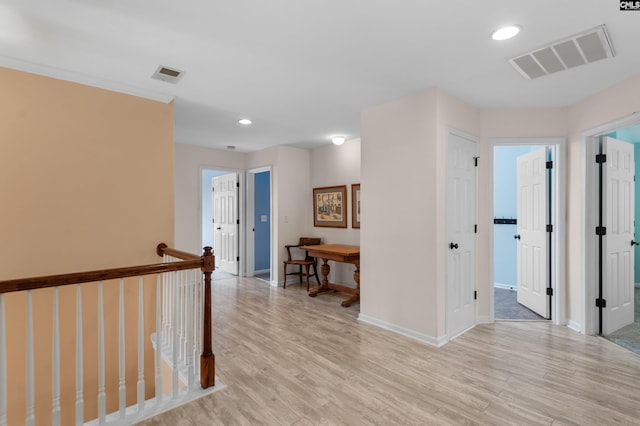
left=605, top=286, right=640, bottom=356
left=494, top=287, right=546, bottom=320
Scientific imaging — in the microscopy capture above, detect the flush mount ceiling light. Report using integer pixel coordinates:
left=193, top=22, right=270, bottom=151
left=508, top=24, right=615, bottom=80
left=238, top=118, right=252, bottom=125
left=491, top=25, right=521, bottom=41
left=332, top=136, right=345, bottom=146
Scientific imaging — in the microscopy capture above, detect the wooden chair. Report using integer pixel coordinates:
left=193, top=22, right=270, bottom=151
left=283, top=237, right=321, bottom=290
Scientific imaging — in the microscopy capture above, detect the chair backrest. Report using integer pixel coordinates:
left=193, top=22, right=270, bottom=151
left=299, top=237, right=321, bottom=246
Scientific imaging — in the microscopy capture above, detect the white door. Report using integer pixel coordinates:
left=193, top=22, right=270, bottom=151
left=213, top=173, right=239, bottom=275
left=603, top=136, right=635, bottom=334
left=516, top=147, right=549, bottom=318
left=446, top=131, right=477, bottom=338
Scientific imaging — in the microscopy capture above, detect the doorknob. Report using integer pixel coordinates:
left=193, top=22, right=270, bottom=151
left=449, top=242, right=459, bottom=250
left=631, top=240, right=639, bottom=246
left=514, top=234, right=521, bottom=240
left=216, top=227, right=222, bottom=230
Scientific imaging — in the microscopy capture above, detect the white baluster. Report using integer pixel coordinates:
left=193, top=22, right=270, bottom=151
left=118, top=279, right=126, bottom=419
left=0, top=294, right=7, bottom=426
left=97, top=282, right=106, bottom=424
left=185, top=275, right=194, bottom=391
left=171, top=271, right=179, bottom=398
left=137, top=277, right=145, bottom=411
left=181, top=270, right=187, bottom=363
left=75, top=285, right=84, bottom=426
left=26, top=291, right=35, bottom=426
left=52, top=288, right=61, bottom=426
left=155, top=275, right=163, bottom=404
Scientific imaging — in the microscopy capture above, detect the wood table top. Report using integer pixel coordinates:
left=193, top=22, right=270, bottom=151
left=301, top=244, right=360, bottom=255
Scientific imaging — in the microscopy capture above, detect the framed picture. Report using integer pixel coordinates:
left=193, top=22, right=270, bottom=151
left=313, top=185, right=348, bottom=228
left=351, top=184, right=361, bottom=228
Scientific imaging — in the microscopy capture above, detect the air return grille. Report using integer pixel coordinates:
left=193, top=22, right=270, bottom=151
left=151, top=65, right=185, bottom=83
left=508, top=25, right=615, bottom=79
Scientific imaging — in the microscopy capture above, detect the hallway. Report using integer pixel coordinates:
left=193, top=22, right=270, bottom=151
left=140, top=277, right=640, bottom=425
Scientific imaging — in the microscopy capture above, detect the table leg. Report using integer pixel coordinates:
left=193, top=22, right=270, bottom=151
left=308, top=258, right=332, bottom=297
left=341, top=261, right=360, bottom=307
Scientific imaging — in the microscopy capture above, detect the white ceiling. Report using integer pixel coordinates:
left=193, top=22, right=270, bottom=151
left=2, top=1, right=640, bottom=152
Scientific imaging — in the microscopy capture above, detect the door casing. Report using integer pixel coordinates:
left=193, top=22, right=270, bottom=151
left=582, top=114, right=640, bottom=335
left=487, top=138, right=566, bottom=326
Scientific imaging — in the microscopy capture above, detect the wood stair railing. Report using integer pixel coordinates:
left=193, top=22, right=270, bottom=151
left=0, top=243, right=215, bottom=426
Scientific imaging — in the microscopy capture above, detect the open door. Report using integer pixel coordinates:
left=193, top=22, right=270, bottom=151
left=602, top=136, right=635, bottom=334
left=213, top=173, right=239, bottom=275
left=516, top=147, right=550, bottom=318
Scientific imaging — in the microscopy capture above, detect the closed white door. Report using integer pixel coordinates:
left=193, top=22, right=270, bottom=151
left=516, top=147, right=549, bottom=318
left=603, top=136, right=635, bottom=334
left=213, top=173, right=239, bottom=275
left=446, top=131, right=477, bottom=338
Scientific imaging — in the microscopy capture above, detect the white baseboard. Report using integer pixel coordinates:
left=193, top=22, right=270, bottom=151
left=567, top=320, right=582, bottom=333
left=494, top=282, right=517, bottom=290
left=357, top=314, right=448, bottom=347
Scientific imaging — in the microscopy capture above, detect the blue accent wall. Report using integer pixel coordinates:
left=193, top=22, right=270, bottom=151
left=254, top=171, right=271, bottom=271
left=493, top=146, right=538, bottom=287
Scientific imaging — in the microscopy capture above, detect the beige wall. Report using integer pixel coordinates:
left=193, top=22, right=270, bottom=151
left=360, top=89, right=440, bottom=340
left=0, top=67, right=174, bottom=425
left=309, top=138, right=361, bottom=285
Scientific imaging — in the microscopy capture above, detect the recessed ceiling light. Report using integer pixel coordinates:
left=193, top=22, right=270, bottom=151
left=332, top=136, right=346, bottom=146
left=238, top=118, right=252, bottom=125
left=491, top=25, right=521, bottom=41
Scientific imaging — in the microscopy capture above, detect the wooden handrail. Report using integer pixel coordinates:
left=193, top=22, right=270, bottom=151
left=0, top=243, right=216, bottom=390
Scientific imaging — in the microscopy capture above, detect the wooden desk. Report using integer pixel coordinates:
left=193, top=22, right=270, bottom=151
left=301, top=244, right=360, bottom=307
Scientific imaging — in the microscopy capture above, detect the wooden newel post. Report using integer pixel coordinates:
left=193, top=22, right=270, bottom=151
left=200, top=246, right=215, bottom=389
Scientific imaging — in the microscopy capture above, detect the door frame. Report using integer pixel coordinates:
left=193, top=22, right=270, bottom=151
left=199, top=166, right=245, bottom=276
left=245, top=166, right=274, bottom=283
left=487, top=137, right=566, bottom=325
left=582, top=113, right=640, bottom=335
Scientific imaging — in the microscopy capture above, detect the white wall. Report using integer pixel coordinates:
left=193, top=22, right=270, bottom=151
left=309, top=138, right=361, bottom=285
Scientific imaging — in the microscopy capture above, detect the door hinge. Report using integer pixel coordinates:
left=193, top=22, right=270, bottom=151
left=237, top=219, right=240, bottom=225
left=596, top=154, right=607, bottom=163
left=236, top=182, right=240, bottom=188
left=474, top=290, right=477, bottom=300
left=546, top=224, right=553, bottom=232
left=474, top=224, right=477, bottom=233
left=473, top=157, right=479, bottom=167
left=237, top=256, right=240, bottom=262
left=212, top=218, right=215, bottom=223
left=596, top=226, right=607, bottom=236
left=546, top=288, right=553, bottom=296
left=595, top=298, right=607, bottom=308
left=546, top=161, right=553, bottom=169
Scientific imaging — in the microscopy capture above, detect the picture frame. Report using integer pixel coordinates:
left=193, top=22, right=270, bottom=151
left=313, top=185, right=348, bottom=228
left=351, top=183, right=361, bottom=228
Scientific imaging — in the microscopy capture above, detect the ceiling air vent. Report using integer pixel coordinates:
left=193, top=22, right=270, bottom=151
left=151, top=65, right=185, bottom=83
left=508, top=25, right=615, bottom=80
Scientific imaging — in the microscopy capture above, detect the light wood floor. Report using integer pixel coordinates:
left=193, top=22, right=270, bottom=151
left=139, top=277, right=640, bottom=425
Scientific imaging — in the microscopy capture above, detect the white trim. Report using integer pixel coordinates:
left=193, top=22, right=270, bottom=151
left=494, top=282, right=516, bottom=290
left=358, top=314, right=448, bottom=348
left=245, top=167, right=273, bottom=279
left=488, top=137, right=567, bottom=327
left=581, top=112, right=640, bottom=335
left=567, top=320, right=582, bottom=333
left=0, top=56, right=175, bottom=104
